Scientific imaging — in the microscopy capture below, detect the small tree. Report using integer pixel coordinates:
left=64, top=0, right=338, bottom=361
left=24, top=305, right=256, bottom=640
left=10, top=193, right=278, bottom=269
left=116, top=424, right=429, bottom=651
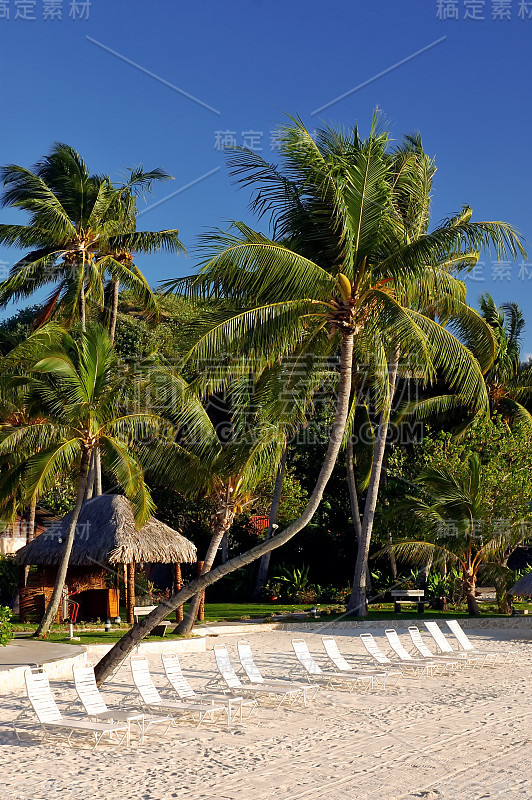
left=0, top=605, right=13, bottom=646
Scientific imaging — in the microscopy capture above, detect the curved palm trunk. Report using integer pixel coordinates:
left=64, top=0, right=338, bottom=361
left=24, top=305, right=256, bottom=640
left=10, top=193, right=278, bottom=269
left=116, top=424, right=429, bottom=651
left=347, top=346, right=400, bottom=616
left=346, top=438, right=372, bottom=594
left=176, top=501, right=235, bottom=634
left=109, top=279, right=120, bottom=343
left=94, top=333, right=354, bottom=686
left=35, top=449, right=91, bottom=637
left=253, top=447, right=287, bottom=601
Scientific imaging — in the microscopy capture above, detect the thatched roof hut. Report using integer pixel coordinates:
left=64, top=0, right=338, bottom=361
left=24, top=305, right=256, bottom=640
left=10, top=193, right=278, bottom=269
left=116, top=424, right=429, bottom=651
left=509, top=569, right=532, bottom=597
left=15, top=495, right=197, bottom=624
left=15, top=494, right=197, bottom=567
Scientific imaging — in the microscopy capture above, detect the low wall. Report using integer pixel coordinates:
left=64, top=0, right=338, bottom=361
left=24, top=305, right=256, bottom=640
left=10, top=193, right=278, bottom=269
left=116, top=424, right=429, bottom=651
left=275, top=617, right=532, bottom=632
left=85, top=635, right=207, bottom=662
left=0, top=650, right=88, bottom=693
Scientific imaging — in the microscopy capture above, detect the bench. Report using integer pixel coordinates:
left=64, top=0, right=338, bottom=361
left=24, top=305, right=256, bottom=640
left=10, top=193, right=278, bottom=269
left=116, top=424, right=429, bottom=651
left=133, top=605, right=170, bottom=636
left=390, top=590, right=427, bottom=614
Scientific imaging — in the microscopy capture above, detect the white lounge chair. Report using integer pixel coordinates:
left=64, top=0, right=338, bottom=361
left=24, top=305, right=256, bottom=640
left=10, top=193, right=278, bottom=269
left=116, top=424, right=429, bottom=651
left=291, top=639, right=382, bottom=691
left=445, top=620, right=518, bottom=666
left=15, top=668, right=130, bottom=748
left=237, top=640, right=319, bottom=706
left=424, top=621, right=481, bottom=667
left=321, top=636, right=401, bottom=688
left=130, top=655, right=228, bottom=726
left=408, top=627, right=465, bottom=671
left=360, top=632, right=436, bottom=679
left=211, top=644, right=307, bottom=707
left=161, top=653, right=256, bottom=722
left=384, top=629, right=446, bottom=677
left=73, top=664, right=171, bottom=742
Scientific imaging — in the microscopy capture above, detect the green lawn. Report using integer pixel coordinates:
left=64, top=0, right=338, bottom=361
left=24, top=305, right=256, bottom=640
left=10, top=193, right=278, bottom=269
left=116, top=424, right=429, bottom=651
left=10, top=600, right=531, bottom=645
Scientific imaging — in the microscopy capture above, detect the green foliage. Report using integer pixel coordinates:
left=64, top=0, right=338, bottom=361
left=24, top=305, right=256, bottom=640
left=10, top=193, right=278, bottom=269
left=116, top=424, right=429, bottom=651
left=0, top=555, right=18, bottom=605
left=0, top=605, right=14, bottom=646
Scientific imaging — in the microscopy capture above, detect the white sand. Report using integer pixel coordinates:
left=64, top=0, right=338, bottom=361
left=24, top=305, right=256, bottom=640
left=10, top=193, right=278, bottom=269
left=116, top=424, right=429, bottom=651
left=0, top=627, right=530, bottom=800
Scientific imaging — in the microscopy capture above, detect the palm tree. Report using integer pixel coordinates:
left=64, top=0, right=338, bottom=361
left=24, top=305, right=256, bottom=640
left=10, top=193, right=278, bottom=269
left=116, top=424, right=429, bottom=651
left=0, top=323, right=165, bottom=636
left=92, top=117, right=523, bottom=682
left=389, top=453, right=522, bottom=615
left=0, top=143, right=183, bottom=331
left=478, top=294, right=532, bottom=426
left=172, top=120, right=523, bottom=616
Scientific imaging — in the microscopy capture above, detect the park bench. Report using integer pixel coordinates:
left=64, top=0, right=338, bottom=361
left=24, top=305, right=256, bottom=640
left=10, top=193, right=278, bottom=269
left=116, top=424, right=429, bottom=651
left=390, top=590, right=428, bottom=614
left=133, top=605, right=170, bottom=636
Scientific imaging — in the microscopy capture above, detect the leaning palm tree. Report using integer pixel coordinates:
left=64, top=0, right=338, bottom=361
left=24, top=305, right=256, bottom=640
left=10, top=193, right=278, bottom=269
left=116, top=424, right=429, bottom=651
left=0, top=323, right=166, bottom=636
left=0, top=143, right=183, bottom=330
left=170, top=120, right=523, bottom=616
left=91, top=117, right=524, bottom=683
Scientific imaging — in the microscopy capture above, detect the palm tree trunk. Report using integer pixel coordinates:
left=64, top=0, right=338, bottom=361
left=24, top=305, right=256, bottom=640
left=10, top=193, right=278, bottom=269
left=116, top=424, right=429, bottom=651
left=346, top=438, right=372, bottom=594
left=347, top=345, right=400, bottom=616
left=94, top=332, right=355, bottom=686
left=27, top=497, right=37, bottom=544
left=80, top=284, right=86, bottom=332
left=253, top=447, right=287, bottom=601
left=35, top=449, right=91, bottom=637
left=176, top=503, right=234, bottom=634
left=109, top=279, right=120, bottom=343
left=23, top=497, right=37, bottom=587
left=94, top=448, right=102, bottom=496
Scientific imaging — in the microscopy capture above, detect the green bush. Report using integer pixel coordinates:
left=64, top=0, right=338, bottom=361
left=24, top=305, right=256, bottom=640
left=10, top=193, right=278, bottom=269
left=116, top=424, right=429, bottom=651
left=0, top=555, right=18, bottom=606
left=0, top=606, right=13, bottom=646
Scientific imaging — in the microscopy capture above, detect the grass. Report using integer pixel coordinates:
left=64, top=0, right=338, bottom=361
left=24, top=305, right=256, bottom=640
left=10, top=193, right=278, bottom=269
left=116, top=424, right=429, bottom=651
left=9, top=600, right=531, bottom=645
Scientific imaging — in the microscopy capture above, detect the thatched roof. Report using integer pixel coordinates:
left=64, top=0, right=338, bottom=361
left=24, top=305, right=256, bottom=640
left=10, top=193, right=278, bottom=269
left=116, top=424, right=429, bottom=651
left=15, top=495, right=197, bottom=567
left=509, top=569, right=532, bottom=597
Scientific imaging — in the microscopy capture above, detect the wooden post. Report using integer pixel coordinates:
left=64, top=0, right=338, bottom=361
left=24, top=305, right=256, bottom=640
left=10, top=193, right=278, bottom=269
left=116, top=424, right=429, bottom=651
left=126, top=562, right=135, bottom=625
left=123, top=564, right=128, bottom=618
left=197, top=561, right=205, bottom=622
left=174, top=563, right=183, bottom=623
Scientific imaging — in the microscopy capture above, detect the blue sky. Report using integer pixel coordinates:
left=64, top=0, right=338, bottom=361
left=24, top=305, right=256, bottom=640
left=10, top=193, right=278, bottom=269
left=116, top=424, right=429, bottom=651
left=1, top=0, right=531, bottom=349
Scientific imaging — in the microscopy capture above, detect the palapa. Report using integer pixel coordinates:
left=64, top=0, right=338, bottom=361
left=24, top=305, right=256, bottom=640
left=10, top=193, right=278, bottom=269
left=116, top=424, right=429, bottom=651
left=509, top=569, right=532, bottom=597
left=15, top=494, right=197, bottom=567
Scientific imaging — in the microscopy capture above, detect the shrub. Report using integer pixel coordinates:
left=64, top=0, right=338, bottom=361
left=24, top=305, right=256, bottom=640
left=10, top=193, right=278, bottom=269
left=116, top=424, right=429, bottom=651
left=0, top=555, right=18, bottom=606
left=0, top=606, right=13, bottom=646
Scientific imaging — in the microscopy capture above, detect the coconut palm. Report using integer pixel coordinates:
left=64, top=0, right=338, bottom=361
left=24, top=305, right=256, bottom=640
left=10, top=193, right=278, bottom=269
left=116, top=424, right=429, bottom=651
left=478, top=294, right=532, bottom=427
left=91, top=117, right=524, bottom=682
left=171, top=120, right=523, bottom=616
left=388, top=453, right=526, bottom=615
left=0, top=143, right=183, bottom=331
left=0, top=322, right=166, bottom=636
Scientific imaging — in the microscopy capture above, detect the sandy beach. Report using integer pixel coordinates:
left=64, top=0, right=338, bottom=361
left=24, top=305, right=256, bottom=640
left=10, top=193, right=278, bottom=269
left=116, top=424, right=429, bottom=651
left=0, top=626, right=530, bottom=800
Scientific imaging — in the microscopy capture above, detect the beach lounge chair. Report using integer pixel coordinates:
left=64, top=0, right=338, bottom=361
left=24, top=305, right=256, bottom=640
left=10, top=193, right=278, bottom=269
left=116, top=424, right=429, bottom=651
left=445, top=620, right=518, bottom=666
left=73, top=664, right=171, bottom=742
left=424, top=621, right=481, bottom=667
left=291, top=639, right=382, bottom=691
left=237, top=640, right=319, bottom=706
left=408, top=627, right=465, bottom=671
left=384, top=629, right=446, bottom=677
left=211, top=644, right=307, bottom=707
left=360, top=632, right=437, bottom=679
left=14, top=668, right=130, bottom=748
left=161, top=653, right=256, bottom=721
left=130, top=655, right=228, bottom=726
left=321, top=636, right=401, bottom=688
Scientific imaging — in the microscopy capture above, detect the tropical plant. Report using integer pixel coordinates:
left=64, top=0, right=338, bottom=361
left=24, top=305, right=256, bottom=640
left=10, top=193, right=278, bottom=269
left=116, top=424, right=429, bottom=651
left=0, top=605, right=13, bottom=646
left=0, top=322, right=165, bottom=635
left=389, top=453, right=531, bottom=615
left=0, top=143, right=183, bottom=331
left=478, top=293, right=532, bottom=427
left=92, top=116, right=523, bottom=682
left=177, top=120, right=523, bottom=617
